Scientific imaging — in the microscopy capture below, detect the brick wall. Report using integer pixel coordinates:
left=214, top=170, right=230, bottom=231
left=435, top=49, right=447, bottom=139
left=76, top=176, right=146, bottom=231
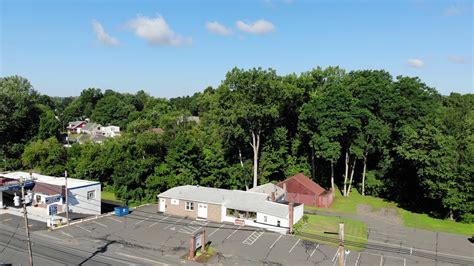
left=161, top=197, right=222, bottom=222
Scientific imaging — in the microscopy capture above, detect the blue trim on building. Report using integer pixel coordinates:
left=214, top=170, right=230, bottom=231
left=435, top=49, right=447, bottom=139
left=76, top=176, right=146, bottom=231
left=68, top=183, right=100, bottom=191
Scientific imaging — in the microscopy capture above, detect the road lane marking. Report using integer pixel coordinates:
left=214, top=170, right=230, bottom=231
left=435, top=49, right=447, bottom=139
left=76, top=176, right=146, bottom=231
left=243, top=230, right=264, bottom=245
left=115, top=251, right=169, bottom=265
left=355, top=253, right=361, bottom=266
left=60, top=231, right=74, bottom=238
left=91, top=220, right=108, bottom=227
left=135, top=215, right=153, bottom=225
left=225, top=226, right=242, bottom=240
left=289, top=239, right=300, bottom=253
left=34, top=232, right=62, bottom=241
left=208, top=224, right=224, bottom=237
left=164, top=217, right=183, bottom=229
left=2, top=218, right=12, bottom=222
left=76, top=225, right=92, bottom=233
left=107, top=217, right=123, bottom=223
left=269, top=235, right=283, bottom=249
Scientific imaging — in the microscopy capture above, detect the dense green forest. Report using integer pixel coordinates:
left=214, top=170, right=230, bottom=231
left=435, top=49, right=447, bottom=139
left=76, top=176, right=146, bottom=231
left=1, top=67, right=473, bottom=223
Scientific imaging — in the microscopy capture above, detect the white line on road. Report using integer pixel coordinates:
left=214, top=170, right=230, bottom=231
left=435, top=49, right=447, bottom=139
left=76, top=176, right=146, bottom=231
left=225, top=226, right=242, bottom=240
left=380, top=255, right=383, bottom=266
left=107, top=216, right=123, bottom=223
left=60, top=231, right=74, bottom=238
left=1, top=218, right=12, bottom=222
left=164, top=217, right=183, bottom=229
left=289, top=239, right=300, bottom=253
left=149, top=215, right=169, bottom=228
left=355, top=253, right=361, bottom=266
left=115, top=251, right=169, bottom=265
left=309, top=244, right=319, bottom=258
left=135, top=215, right=153, bottom=225
left=269, top=235, right=283, bottom=250
left=91, top=220, right=108, bottom=227
left=76, top=225, right=92, bottom=233
left=33, top=232, right=62, bottom=241
left=208, top=224, right=224, bottom=237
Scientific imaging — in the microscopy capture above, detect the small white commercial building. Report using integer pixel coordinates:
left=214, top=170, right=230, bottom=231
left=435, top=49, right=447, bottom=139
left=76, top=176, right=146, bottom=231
left=0, top=172, right=101, bottom=215
left=158, top=185, right=304, bottom=233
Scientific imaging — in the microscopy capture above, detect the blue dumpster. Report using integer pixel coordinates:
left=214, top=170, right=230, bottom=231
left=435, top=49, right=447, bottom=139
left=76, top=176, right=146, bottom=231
left=122, top=206, right=129, bottom=215
left=114, top=207, right=123, bottom=217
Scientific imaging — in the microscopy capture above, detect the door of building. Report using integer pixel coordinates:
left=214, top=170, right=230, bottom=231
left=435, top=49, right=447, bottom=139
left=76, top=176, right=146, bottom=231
left=197, top=203, right=208, bottom=219
left=159, top=198, right=166, bottom=212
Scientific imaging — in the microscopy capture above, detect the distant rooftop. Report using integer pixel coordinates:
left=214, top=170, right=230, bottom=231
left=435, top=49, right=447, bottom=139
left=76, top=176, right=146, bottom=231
left=0, top=172, right=100, bottom=189
left=158, top=185, right=290, bottom=218
left=249, top=183, right=285, bottom=199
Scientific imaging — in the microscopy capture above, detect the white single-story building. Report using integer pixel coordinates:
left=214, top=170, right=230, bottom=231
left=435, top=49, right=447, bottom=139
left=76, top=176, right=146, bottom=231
left=158, top=185, right=304, bottom=233
left=0, top=172, right=101, bottom=215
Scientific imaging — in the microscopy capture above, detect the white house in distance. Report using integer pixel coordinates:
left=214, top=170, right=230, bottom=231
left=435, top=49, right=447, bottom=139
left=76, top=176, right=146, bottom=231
left=0, top=172, right=101, bottom=215
left=158, top=185, right=304, bottom=233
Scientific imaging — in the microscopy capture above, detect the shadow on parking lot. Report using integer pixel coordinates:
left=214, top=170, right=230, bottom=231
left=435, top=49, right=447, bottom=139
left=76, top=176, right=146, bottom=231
left=78, top=240, right=116, bottom=265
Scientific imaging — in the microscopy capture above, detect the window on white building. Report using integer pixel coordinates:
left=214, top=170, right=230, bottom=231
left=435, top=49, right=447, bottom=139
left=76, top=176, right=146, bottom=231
left=87, top=190, right=96, bottom=200
left=171, top=199, right=179, bottom=205
left=264, top=216, right=267, bottom=223
left=185, top=201, right=194, bottom=211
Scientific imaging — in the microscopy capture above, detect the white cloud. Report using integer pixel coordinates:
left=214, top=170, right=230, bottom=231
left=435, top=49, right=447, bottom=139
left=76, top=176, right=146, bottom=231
left=444, top=3, right=471, bottom=16
left=127, top=14, right=191, bottom=46
left=92, top=20, right=119, bottom=46
left=448, top=55, right=470, bottom=64
left=205, top=21, right=232, bottom=36
left=236, top=19, right=275, bottom=35
left=407, top=58, right=424, bottom=68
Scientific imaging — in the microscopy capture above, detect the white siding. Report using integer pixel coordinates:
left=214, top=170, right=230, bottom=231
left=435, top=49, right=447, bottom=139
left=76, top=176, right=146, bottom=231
left=293, top=204, right=304, bottom=224
left=67, top=183, right=101, bottom=215
left=256, top=212, right=289, bottom=228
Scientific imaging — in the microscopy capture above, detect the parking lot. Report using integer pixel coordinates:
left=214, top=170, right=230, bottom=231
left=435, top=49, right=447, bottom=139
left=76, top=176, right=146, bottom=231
left=35, top=204, right=427, bottom=265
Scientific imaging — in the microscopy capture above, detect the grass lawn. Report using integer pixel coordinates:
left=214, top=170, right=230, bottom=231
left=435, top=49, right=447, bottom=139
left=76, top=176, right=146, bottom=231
left=305, top=188, right=474, bottom=236
left=101, top=191, right=120, bottom=202
left=297, top=214, right=368, bottom=251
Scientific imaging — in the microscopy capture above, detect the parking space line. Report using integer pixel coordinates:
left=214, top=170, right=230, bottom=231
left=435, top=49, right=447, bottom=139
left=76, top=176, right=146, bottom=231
left=164, top=217, right=183, bottom=229
left=269, top=235, right=282, bottom=250
left=355, top=253, right=361, bottom=266
left=208, top=224, right=224, bottom=237
left=289, top=239, right=300, bottom=253
left=135, top=215, right=153, bottom=225
left=225, top=226, right=242, bottom=240
left=60, top=231, right=74, bottom=238
left=76, top=225, right=92, bottom=233
left=149, top=215, right=169, bottom=228
left=1, top=218, right=12, bottom=222
left=242, top=230, right=264, bottom=245
left=107, top=217, right=123, bottom=223
left=34, top=232, right=62, bottom=241
left=115, top=251, right=169, bottom=266
left=380, top=255, right=383, bottom=266
left=309, top=244, right=319, bottom=258
left=91, top=220, right=108, bottom=227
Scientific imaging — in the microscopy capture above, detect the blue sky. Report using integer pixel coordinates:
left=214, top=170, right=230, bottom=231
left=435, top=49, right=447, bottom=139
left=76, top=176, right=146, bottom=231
left=1, top=0, right=472, bottom=98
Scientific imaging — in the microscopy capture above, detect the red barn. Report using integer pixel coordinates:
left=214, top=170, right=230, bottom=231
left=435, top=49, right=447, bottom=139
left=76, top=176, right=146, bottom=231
left=277, top=173, right=334, bottom=208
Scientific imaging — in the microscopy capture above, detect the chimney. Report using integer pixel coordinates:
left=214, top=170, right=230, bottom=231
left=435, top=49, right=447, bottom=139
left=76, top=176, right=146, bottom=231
left=271, top=192, right=276, bottom=202
left=289, top=202, right=294, bottom=234
left=283, top=183, right=287, bottom=201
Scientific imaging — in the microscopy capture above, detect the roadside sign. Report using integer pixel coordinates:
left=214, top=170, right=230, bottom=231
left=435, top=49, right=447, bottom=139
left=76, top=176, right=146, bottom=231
left=195, top=232, right=202, bottom=249
left=48, top=204, right=58, bottom=216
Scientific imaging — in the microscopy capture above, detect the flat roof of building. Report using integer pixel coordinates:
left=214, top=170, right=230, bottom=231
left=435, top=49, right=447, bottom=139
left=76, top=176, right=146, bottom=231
left=158, top=185, right=291, bottom=218
left=0, top=172, right=100, bottom=189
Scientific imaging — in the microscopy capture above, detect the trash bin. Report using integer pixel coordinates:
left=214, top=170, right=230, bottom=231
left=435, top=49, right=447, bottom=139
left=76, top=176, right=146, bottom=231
left=122, top=206, right=129, bottom=216
left=114, top=207, right=123, bottom=217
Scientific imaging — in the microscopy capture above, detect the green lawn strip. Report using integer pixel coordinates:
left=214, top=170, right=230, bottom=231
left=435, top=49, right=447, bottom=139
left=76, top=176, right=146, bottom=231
left=401, top=210, right=474, bottom=236
left=101, top=191, right=119, bottom=202
left=305, top=188, right=473, bottom=236
left=297, top=214, right=367, bottom=251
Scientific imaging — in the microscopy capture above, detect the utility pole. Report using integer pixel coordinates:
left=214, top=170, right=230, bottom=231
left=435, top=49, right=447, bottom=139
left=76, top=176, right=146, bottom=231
left=338, top=222, right=345, bottom=266
left=22, top=173, right=34, bottom=266
left=65, top=170, right=70, bottom=226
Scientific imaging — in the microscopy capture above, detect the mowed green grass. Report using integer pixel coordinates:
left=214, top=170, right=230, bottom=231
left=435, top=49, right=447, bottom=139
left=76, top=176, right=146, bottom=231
left=101, top=191, right=119, bottom=202
left=298, top=214, right=368, bottom=251
left=305, top=188, right=474, bottom=236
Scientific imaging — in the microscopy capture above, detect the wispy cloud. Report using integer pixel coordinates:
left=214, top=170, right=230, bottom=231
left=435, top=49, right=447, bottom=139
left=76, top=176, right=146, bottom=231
left=236, top=19, right=275, bottom=35
left=444, top=3, right=471, bottom=16
left=127, top=14, right=192, bottom=46
left=448, top=55, right=471, bottom=64
left=205, top=21, right=232, bottom=36
left=92, top=20, right=119, bottom=46
left=407, top=58, right=424, bottom=68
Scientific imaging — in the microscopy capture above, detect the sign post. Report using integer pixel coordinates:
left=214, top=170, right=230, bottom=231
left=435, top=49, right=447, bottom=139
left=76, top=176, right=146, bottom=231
left=188, top=229, right=206, bottom=260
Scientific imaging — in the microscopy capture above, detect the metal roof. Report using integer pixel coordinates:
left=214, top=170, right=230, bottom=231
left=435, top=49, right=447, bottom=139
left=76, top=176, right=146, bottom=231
left=158, top=185, right=290, bottom=218
left=0, top=172, right=100, bottom=189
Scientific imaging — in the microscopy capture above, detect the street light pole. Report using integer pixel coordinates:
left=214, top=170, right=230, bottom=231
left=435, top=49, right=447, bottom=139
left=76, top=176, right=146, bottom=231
left=65, top=170, right=69, bottom=226
left=22, top=173, right=34, bottom=266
